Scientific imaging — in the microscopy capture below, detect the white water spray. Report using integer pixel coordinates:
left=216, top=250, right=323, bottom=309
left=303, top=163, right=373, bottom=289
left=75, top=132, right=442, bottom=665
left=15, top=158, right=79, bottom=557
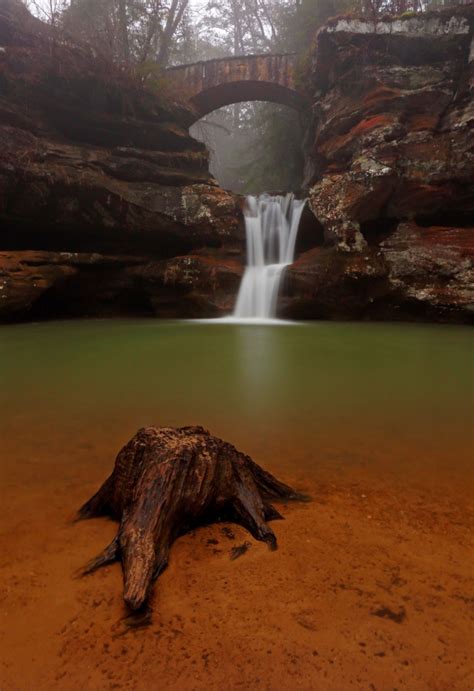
left=233, top=193, right=306, bottom=321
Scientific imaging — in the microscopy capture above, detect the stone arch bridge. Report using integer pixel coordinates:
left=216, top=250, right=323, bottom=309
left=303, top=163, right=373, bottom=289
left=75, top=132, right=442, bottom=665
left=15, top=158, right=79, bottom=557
left=167, top=53, right=307, bottom=123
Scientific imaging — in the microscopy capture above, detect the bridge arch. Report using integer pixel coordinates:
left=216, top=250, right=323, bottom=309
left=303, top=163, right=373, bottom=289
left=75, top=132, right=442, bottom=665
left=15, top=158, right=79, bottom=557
left=167, top=53, right=307, bottom=123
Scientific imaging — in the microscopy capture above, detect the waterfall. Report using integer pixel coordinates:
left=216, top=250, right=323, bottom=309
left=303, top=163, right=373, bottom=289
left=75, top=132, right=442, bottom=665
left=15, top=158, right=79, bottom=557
left=233, top=193, right=306, bottom=321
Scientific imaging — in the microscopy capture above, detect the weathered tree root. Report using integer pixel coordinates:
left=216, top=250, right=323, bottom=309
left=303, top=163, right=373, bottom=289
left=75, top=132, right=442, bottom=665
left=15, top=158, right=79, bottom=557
left=77, top=426, right=307, bottom=611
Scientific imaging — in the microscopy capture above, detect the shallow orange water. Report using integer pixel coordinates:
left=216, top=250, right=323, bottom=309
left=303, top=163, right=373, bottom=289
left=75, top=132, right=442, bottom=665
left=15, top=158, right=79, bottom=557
left=0, top=320, right=473, bottom=689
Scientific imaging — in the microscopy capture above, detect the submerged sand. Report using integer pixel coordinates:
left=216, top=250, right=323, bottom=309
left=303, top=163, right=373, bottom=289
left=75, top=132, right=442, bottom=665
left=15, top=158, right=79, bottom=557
left=1, top=426, right=473, bottom=691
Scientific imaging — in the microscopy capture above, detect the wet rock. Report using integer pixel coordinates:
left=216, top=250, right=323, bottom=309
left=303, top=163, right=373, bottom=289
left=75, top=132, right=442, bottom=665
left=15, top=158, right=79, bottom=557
left=125, top=251, right=243, bottom=318
left=0, top=251, right=79, bottom=319
left=295, top=6, right=474, bottom=321
left=0, top=1, right=243, bottom=321
left=380, top=222, right=474, bottom=318
left=0, top=111, right=241, bottom=258
left=281, top=246, right=388, bottom=320
left=304, top=7, right=473, bottom=256
left=281, top=221, right=474, bottom=323
left=0, top=249, right=243, bottom=321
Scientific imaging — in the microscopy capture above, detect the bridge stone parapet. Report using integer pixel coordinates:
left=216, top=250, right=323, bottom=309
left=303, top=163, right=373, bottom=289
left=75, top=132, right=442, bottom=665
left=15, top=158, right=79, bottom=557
left=167, top=54, right=307, bottom=122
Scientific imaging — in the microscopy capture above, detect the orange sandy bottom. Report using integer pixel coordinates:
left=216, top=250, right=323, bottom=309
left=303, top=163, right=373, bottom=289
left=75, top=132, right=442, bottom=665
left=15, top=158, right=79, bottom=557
left=1, top=430, right=473, bottom=691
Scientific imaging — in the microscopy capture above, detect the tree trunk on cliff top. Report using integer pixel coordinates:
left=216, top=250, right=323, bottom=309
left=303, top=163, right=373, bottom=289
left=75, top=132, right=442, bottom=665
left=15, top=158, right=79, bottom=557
left=77, top=426, right=306, bottom=613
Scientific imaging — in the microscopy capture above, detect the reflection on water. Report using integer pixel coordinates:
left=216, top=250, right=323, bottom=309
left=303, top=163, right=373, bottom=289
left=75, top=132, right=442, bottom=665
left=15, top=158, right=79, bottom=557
left=0, top=319, right=473, bottom=491
left=236, top=324, right=283, bottom=412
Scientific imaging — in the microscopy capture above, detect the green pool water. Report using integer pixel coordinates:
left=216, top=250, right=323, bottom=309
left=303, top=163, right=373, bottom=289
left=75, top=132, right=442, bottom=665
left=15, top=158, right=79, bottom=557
left=1, top=319, right=473, bottom=494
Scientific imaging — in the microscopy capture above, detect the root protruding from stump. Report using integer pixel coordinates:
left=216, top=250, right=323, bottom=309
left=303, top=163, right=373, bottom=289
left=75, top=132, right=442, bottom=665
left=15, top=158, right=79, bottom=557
left=77, top=426, right=307, bottom=612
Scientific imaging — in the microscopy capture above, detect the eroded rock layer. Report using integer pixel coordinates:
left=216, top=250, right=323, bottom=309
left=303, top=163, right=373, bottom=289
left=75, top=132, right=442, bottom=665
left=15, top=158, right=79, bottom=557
left=284, top=6, right=473, bottom=323
left=0, top=0, right=243, bottom=321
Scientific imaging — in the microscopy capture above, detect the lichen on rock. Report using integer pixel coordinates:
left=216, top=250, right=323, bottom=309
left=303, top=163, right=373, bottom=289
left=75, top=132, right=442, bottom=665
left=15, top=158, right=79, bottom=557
left=294, top=5, right=474, bottom=322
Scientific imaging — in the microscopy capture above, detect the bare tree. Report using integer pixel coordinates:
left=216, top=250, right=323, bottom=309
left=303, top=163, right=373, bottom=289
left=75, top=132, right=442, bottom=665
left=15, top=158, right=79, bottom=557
left=27, top=0, right=68, bottom=28
left=58, top=0, right=190, bottom=67
left=157, top=0, right=190, bottom=65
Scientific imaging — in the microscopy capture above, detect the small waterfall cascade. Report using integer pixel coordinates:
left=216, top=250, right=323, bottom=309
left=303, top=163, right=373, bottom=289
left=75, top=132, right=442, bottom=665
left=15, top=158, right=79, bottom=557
left=233, top=193, right=306, bottom=321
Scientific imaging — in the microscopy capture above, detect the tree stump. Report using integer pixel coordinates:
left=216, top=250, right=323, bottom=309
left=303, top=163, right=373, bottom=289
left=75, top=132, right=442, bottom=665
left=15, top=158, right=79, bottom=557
left=77, top=426, right=306, bottom=612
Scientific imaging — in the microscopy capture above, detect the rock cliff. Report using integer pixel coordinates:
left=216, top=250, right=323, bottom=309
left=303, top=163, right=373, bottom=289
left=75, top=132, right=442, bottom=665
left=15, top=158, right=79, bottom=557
left=0, top=0, right=243, bottom=321
left=283, top=6, right=474, bottom=322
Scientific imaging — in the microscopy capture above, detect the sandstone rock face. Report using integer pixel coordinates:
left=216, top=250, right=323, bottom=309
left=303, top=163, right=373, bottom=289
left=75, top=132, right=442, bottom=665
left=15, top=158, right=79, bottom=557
left=0, top=0, right=243, bottom=321
left=0, top=250, right=242, bottom=321
left=379, top=222, right=474, bottom=319
left=291, top=6, right=474, bottom=322
left=305, top=8, right=473, bottom=251
left=282, top=222, right=474, bottom=322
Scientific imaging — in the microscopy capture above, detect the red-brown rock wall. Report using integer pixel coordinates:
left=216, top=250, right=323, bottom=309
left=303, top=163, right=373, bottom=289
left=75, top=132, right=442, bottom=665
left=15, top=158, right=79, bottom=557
left=0, top=0, right=244, bottom=321
left=283, top=6, right=474, bottom=323
left=305, top=8, right=473, bottom=250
